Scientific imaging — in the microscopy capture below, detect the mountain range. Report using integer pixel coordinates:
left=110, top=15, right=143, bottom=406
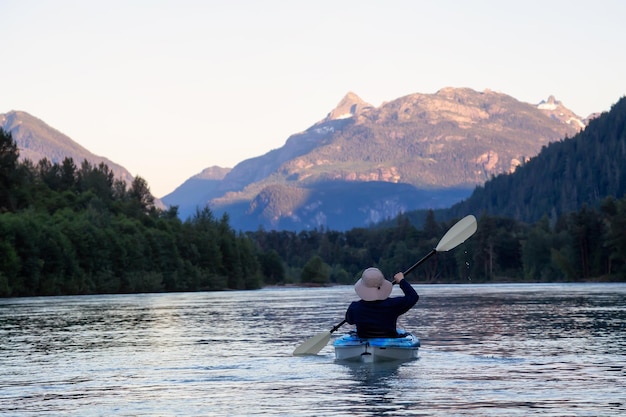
left=163, top=88, right=588, bottom=230
left=3, top=87, right=592, bottom=231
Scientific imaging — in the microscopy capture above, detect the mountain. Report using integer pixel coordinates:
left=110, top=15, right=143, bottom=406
left=164, top=87, right=587, bottom=231
left=446, top=95, right=626, bottom=223
left=164, top=166, right=231, bottom=214
left=537, top=95, right=586, bottom=129
left=1, top=110, right=135, bottom=185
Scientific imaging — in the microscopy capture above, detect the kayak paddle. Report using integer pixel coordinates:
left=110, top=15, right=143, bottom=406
left=292, top=214, right=478, bottom=356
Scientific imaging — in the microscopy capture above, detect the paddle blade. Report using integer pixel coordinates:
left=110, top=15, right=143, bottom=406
left=293, top=331, right=332, bottom=356
left=435, top=215, right=477, bottom=252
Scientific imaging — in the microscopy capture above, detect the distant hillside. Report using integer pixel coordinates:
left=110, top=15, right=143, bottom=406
left=447, top=96, right=626, bottom=223
left=164, top=166, right=231, bottom=213
left=164, top=87, right=586, bottom=231
left=0, top=110, right=135, bottom=185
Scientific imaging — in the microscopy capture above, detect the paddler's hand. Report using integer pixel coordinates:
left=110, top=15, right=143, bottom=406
left=393, top=272, right=404, bottom=284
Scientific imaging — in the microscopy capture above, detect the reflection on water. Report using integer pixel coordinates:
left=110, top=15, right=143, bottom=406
left=334, top=361, right=405, bottom=415
left=0, top=283, right=625, bottom=416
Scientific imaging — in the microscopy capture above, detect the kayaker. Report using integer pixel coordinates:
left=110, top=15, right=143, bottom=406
left=345, top=267, right=419, bottom=338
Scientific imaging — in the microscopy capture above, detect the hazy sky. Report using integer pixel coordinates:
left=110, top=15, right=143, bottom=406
left=2, top=0, right=625, bottom=197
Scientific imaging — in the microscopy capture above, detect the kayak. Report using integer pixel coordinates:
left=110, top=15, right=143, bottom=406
left=333, top=331, right=420, bottom=363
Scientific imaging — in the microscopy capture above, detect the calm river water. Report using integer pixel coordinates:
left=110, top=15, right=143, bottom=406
left=1, top=283, right=625, bottom=416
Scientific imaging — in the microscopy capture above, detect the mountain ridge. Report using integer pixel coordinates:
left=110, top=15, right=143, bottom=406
left=163, top=87, right=587, bottom=230
left=1, top=110, right=135, bottom=185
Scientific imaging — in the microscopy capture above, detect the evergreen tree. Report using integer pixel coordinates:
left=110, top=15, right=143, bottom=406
left=301, top=255, right=330, bottom=284
left=602, top=196, right=626, bottom=276
left=0, top=128, right=21, bottom=212
left=259, top=249, right=285, bottom=284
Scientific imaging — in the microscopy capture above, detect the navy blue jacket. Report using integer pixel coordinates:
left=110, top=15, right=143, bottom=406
left=345, top=279, right=419, bottom=338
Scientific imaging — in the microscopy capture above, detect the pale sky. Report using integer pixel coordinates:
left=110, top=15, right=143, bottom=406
left=2, top=0, right=625, bottom=198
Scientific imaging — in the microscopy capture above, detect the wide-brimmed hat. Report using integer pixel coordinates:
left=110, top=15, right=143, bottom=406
left=354, top=267, right=392, bottom=301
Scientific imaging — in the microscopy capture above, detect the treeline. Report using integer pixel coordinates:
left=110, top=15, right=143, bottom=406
left=248, top=201, right=626, bottom=284
left=0, top=128, right=261, bottom=296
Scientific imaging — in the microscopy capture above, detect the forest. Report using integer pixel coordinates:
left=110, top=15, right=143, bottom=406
left=1, top=122, right=625, bottom=297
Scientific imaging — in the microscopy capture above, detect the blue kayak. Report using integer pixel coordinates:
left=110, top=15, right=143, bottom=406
left=333, top=331, right=420, bottom=362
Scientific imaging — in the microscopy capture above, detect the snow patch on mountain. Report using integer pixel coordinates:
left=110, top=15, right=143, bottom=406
left=538, top=101, right=558, bottom=110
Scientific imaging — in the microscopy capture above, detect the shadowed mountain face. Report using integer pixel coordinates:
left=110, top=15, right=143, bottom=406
left=164, top=87, right=585, bottom=231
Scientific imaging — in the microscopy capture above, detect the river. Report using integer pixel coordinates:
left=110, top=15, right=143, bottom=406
left=1, top=283, right=625, bottom=416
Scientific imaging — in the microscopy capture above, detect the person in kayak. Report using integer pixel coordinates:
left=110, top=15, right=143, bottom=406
left=345, top=267, right=419, bottom=338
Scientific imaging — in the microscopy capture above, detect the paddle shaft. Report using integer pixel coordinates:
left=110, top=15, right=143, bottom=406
left=390, top=248, right=436, bottom=285
left=332, top=319, right=347, bottom=333
left=403, top=248, right=436, bottom=276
